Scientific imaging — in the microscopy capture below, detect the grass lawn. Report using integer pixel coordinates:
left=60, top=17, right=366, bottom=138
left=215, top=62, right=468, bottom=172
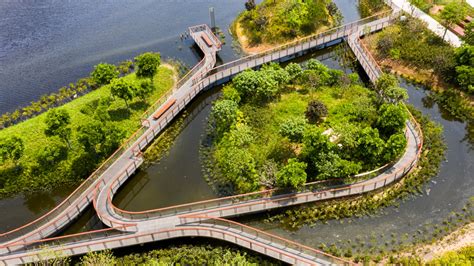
left=0, top=65, right=175, bottom=196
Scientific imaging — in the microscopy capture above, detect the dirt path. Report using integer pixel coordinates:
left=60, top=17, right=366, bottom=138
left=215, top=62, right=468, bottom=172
left=162, top=63, right=179, bottom=83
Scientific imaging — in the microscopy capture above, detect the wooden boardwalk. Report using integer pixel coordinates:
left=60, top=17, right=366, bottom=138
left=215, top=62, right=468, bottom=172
left=0, top=10, right=426, bottom=266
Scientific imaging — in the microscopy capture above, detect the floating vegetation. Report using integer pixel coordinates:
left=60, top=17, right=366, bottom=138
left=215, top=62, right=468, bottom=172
left=141, top=112, right=187, bottom=168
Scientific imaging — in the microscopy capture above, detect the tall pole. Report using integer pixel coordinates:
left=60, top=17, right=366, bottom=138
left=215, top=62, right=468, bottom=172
left=209, top=7, right=216, bottom=32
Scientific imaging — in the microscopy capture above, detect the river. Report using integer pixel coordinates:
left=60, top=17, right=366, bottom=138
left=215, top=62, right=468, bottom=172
left=1, top=0, right=472, bottom=258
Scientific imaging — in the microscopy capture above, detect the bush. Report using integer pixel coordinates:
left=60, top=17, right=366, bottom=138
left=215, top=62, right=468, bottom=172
left=221, top=85, right=241, bottom=103
left=305, top=100, right=328, bottom=123
left=91, top=63, right=119, bottom=86
left=279, top=117, right=306, bottom=142
left=376, top=103, right=407, bottom=136
left=276, top=158, right=307, bottom=189
left=135, top=52, right=161, bottom=78
left=210, top=100, right=239, bottom=138
left=36, top=139, right=67, bottom=168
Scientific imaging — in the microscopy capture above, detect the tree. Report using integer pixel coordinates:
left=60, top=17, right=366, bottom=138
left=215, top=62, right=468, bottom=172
left=312, top=151, right=361, bottom=180
left=36, top=139, right=67, bottom=168
left=232, top=69, right=261, bottom=101
left=232, top=69, right=279, bottom=103
left=454, top=45, right=474, bottom=92
left=135, top=52, right=161, bottom=78
left=210, top=100, right=239, bottom=138
left=77, top=121, right=123, bottom=156
left=384, top=133, right=407, bottom=162
left=215, top=146, right=258, bottom=193
left=301, top=127, right=334, bottom=170
left=375, top=74, right=408, bottom=103
left=0, top=136, right=24, bottom=164
left=305, top=100, right=328, bottom=123
left=285, top=63, right=303, bottom=83
left=221, top=85, right=241, bottom=103
left=279, top=117, right=306, bottom=142
left=222, top=123, right=254, bottom=148
left=375, top=73, right=398, bottom=92
left=384, top=86, right=408, bottom=103
left=455, top=65, right=474, bottom=92
left=245, top=0, right=256, bottom=11
left=93, top=98, right=111, bottom=122
left=135, top=79, right=155, bottom=102
left=276, top=158, right=307, bottom=189
left=90, top=63, right=119, bottom=86
left=110, top=78, right=135, bottom=108
left=355, top=127, right=385, bottom=165
left=44, top=109, right=72, bottom=147
left=440, top=3, right=467, bottom=41
left=463, top=21, right=474, bottom=45
left=376, top=104, right=407, bottom=136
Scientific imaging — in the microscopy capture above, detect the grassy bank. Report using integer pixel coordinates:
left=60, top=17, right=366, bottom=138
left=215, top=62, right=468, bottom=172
left=0, top=65, right=175, bottom=198
left=232, top=0, right=341, bottom=54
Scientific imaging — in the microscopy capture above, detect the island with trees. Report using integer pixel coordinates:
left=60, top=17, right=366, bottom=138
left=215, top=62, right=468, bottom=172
left=232, top=0, right=342, bottom=53
left=204, top=60, right=409, bottom=194
left=0, top=52, right=176, bottom=198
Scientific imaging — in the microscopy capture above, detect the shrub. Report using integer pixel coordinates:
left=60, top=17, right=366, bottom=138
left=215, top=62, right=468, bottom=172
left=279, top=117, right=306, bottom=142
left=376, top=103, right=407, bottom=136
left=305, top=100, right=328, bottom=123
left=210, top=100, right=239, bottom=138
left=135, top=52, right=161, bottom=78
left=91, top=63, right=119, bottom=86
left=276, top=158, right=307, bottom=189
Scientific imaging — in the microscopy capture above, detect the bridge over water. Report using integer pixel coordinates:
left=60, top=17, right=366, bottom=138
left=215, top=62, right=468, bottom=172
left=0, top=9, right=424, bottom=265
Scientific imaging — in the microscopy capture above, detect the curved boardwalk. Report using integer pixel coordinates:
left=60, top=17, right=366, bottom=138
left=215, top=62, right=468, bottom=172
left=0, top=10, right=427, bottom=266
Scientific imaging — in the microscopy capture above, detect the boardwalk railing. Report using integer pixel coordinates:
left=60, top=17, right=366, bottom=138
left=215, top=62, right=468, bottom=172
left=0, top=224, right=342, bottom=265
left=179, top=215, right=354, bottom=265
left=0, top=10, right=403, bottom=253
left=210, top=10, right=399, bottom=75
left=0, top=28, right=218, bottom=247
left=107, top=119, right=421, bottom=222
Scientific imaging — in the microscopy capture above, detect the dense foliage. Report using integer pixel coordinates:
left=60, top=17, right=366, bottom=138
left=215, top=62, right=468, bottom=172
left=205, top=61, right=409, bottom=194
left=365, top=18, right=474, bottom=137
left=134, top=52, right=161, bottom=78
left=267, top=105, right=446, bottom=231
left=91, top=63, right=119, bottom=86
left=235, top=0, right=340, bottom=45
left=78, top=245, right=280, bottom=265
left=428, top=245, right=474, bottom=265
left=0, top=54, right=174, bottom=198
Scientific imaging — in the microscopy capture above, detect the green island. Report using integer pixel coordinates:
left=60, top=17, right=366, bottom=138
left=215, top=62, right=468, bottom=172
left=232, top=0, right=342, bottom=53
left=0, top=52, right=176, bottom=198
left=362, top=18, right=474, bottom=138
left=204, top=61, right=409, bottom=194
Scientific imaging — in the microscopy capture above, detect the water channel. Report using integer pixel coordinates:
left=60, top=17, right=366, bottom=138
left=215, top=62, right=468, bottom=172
left=1, top=0, right=472, bottom=257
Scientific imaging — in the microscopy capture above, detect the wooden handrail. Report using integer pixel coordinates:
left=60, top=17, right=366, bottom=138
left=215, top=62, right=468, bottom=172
left=179, top=214, right=354, bottom=265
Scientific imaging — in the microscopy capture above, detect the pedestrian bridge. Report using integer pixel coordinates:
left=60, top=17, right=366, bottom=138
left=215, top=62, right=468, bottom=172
left=0, top=9, right=426, bottom=266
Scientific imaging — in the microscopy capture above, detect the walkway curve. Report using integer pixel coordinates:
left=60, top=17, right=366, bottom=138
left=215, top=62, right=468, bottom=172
left=0, top=10, right=427, bottom=266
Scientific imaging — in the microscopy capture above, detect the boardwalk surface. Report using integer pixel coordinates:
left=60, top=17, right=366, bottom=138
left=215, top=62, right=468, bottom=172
left=0, top=11, right=427, bottom=266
